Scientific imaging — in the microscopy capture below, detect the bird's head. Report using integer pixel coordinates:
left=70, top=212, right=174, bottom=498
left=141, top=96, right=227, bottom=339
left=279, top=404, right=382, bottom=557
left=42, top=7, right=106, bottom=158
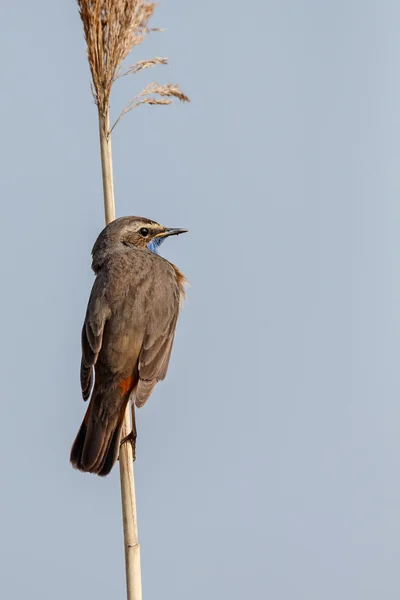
left=92, top=216, right=187, bottom=271
left=119, top=216, right=187, bottom=253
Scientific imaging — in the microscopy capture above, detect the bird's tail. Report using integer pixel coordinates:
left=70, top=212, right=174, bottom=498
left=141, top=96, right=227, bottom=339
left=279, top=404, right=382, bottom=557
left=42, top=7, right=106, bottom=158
left=70, top=389, right=129, bottom=477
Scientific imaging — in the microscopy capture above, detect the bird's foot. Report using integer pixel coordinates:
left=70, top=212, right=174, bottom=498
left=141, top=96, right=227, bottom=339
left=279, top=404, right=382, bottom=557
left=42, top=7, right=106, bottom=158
left=120, top=430, right=137, bottom=462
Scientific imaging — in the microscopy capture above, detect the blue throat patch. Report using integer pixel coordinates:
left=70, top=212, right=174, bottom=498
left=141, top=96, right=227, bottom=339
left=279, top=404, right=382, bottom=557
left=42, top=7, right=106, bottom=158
left=147, top=237, right=165, bottom=254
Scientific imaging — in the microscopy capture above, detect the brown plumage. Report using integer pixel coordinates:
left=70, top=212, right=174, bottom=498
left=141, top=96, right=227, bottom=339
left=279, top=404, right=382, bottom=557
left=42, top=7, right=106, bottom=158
left=70, top=216, right=187, bottom=476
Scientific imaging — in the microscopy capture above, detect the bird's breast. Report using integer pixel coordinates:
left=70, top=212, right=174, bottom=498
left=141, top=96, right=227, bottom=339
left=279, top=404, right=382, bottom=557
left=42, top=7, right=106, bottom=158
left=168, top=262, right=188, bottom=308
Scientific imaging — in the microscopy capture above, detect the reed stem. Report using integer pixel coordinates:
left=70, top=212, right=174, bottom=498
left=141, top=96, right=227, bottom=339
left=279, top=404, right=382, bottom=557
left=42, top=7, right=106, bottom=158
left=97, top=106, right=142, bottom=600
left=98, top=109, right=116, bottom=224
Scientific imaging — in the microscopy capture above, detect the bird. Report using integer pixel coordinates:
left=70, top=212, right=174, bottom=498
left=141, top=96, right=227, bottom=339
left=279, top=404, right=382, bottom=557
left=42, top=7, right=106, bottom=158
left=70, top=216, right=188, bottom=476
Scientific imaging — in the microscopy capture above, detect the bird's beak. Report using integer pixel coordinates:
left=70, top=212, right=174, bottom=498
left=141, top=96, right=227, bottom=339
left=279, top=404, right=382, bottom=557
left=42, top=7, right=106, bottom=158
left=154, top=228, right=188, bottom=239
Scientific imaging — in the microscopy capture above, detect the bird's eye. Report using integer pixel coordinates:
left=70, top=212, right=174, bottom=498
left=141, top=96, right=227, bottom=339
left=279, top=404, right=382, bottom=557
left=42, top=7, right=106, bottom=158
left=139, top=228, right=149, bottom=237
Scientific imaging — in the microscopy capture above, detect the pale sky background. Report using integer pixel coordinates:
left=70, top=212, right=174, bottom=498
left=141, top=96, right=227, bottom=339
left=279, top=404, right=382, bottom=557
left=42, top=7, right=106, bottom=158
left=1, top=1, right=400, bottom=598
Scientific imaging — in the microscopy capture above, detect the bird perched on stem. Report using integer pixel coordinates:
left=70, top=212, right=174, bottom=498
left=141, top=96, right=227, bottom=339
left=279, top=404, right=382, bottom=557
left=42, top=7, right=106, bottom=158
left=70, top=216, right=188, bottom=476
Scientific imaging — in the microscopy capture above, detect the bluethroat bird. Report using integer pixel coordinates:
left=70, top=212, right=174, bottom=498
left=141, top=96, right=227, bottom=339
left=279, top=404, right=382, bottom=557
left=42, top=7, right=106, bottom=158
left=70, top=216, right=188, bottom=476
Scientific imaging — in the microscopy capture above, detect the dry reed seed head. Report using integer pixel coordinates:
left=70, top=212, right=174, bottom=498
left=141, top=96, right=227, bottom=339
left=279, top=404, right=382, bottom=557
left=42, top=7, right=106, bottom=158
left=77, top=0, right=157, bottom=113
left=138, top=83, right=190, bottom=102
left=120, top=57, right=169, bottom=77
left=110, top=82, right=190, bottom=133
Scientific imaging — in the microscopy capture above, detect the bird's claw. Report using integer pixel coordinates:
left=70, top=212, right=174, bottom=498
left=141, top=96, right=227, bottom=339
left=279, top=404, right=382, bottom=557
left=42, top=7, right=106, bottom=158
left=119, top=430, right=137, bottom=462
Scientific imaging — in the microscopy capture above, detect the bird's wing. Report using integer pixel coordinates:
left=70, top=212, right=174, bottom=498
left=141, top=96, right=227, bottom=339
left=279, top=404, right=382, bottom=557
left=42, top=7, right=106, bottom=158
left=134, top=294, right=180, bottom=408
left=80, top=273, right=111, bottom=400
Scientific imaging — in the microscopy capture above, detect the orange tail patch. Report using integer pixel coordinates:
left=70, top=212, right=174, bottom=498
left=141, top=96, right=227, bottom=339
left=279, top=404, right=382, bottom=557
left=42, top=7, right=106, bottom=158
left=119, top=375, right=135, bottom=396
